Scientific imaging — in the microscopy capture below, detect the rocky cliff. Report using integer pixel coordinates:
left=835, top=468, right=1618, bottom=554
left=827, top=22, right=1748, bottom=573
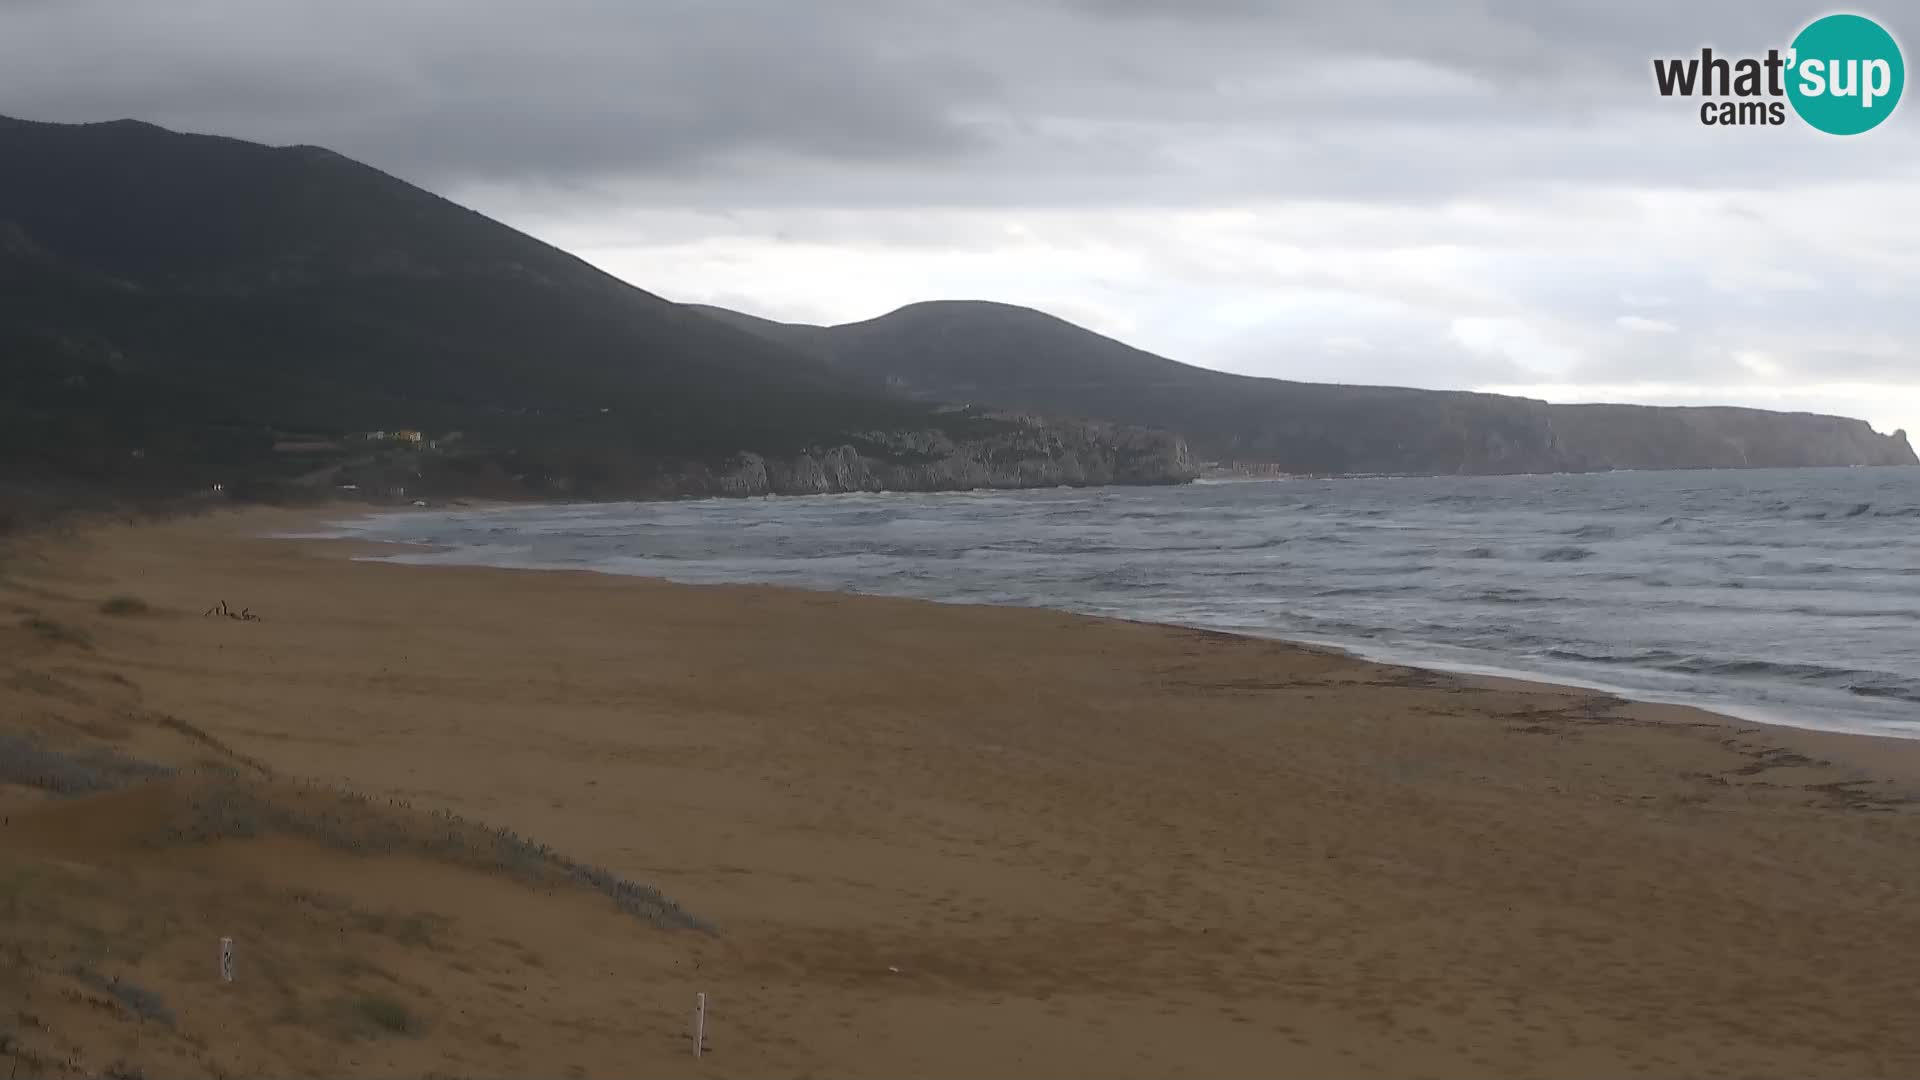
left=1544, top=407, right=1913, bottom=471
left=368, top=412, right=1194, bottom=501
left=602, top=417, right=1194, bottom=498
left=1200, top=397, right=1917, bottom=475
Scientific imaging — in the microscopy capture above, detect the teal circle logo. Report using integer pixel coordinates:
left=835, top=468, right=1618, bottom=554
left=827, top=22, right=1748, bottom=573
left=1787, top=14, right=1905, bottom=135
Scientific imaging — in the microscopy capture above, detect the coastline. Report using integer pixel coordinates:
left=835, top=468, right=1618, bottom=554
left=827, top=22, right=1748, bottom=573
left=8, top=505, right=1920, bottom=1078
left=313, top=499, right=1920, bottom=746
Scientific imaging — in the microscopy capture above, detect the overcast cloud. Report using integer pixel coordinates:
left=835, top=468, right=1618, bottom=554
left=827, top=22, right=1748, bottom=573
left=4, top=0, right=1916, bottom=436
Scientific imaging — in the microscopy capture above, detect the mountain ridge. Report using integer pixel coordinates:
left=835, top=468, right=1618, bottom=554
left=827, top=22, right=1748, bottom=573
left=2, top=112, right=1908, bottom=514
left=0, top=115, right=1193, bottom=504
left=688, top=300, right=1917, bottom=475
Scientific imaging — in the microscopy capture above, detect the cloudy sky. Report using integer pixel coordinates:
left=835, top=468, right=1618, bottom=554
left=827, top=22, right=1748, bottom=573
left=5, top=0, right=1917, bottom=436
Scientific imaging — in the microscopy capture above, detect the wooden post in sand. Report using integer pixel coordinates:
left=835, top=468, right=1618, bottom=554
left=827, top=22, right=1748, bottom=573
left=219, top=937, right=234, bottom=983
left=693, top=992, right=707, bottom=1058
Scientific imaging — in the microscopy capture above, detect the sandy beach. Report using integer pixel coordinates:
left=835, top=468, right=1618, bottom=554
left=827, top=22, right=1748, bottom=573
left=6, top=505, right=1920, bottom=1078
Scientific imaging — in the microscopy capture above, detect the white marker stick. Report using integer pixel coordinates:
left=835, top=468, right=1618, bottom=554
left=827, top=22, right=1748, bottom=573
left=219, top=937, right=234, bottom=983
left=693, top=991, right=707, bottom=1058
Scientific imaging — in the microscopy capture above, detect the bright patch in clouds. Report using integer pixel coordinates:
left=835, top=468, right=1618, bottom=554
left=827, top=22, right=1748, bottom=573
left=1617, top=315, right=1677, bottom=334
left=1734, top=350, right=1784, bottom=378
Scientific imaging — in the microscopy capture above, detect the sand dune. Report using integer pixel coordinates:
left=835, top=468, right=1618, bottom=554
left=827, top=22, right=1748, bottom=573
left=5, top=506, right=1920, bottom=1078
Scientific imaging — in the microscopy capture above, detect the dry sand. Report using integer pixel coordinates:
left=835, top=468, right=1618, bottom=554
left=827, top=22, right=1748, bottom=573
left=5, top=505, right=1920, bottom=1078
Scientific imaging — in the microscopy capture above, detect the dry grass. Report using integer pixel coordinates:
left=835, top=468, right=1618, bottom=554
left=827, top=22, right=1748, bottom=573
left=151, top=776, right=707, bottom=931
left=0, top=730, right=702, bottom=932
left=0, top=517, right=713, bottom=1079
left=0, top=749, right=705, bottom=1077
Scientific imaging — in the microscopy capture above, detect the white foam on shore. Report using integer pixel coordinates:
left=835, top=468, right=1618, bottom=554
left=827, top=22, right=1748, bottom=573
left=1272, top=636, right=1920, bottom=741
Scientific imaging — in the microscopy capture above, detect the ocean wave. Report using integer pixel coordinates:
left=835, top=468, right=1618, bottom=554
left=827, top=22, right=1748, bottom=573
left=1469, top=588, right=1550, bottom=604
left=1852, top=682, right=1920, bottom=703
left=1803, top=502, right=1878, bottom=521
left=1311, top=584, right=1426, bottom=598
left=1782, top=604, right=1920, bottom=620
left=1758, top=561, right=1836, bottom=575
left=1539, top=650, right=1920, bottom=705
left=1537, top=546, right=1597, bottom=562
left=1542, top=646, right=1688, bottom=666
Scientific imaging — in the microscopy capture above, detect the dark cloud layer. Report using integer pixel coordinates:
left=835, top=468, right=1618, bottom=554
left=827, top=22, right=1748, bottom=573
left=3, top=2, right=993, bottom=183
left=5, top=0, right=1910, bottom=201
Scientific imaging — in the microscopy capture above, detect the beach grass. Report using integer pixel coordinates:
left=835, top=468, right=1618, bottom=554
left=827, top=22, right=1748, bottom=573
left=69, top=965, right=177, bottom=1027
left=0, top=734, right=176, bottom=797
left=353, top=993, right=418, bottom=1036
left=154, top=777, right=709, bottom=931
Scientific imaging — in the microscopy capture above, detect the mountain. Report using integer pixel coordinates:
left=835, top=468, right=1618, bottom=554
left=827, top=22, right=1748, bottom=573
left=690, top=300, right=1918, bottom=475
left=0, top=116, right=1192, bottom=506
left=4, top=112, right=1903, bottom=513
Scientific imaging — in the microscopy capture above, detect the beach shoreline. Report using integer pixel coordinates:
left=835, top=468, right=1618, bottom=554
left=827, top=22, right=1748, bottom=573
left=8, top=504, right=1920, bottom=1078
left=308, top=499, right=1920, bottom=748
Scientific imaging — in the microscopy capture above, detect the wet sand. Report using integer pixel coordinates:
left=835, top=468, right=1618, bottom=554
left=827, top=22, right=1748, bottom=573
left=5, top=505, right=1920, bottom=1078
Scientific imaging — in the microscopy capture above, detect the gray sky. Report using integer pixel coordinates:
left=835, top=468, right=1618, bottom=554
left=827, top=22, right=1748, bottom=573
left=5, top=0, right=1917, bottom=436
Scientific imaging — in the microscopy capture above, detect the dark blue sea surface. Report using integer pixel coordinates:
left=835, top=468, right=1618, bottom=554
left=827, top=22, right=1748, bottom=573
left=316, top=467, right=1920, bottom=738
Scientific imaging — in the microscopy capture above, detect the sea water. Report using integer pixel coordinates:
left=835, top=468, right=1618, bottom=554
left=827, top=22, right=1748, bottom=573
left=317, top=467, right=1920, bottom=739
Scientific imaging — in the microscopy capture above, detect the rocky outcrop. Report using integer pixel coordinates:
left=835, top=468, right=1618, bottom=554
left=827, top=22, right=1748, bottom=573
left=656, top=416, right=1195, bottom=498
